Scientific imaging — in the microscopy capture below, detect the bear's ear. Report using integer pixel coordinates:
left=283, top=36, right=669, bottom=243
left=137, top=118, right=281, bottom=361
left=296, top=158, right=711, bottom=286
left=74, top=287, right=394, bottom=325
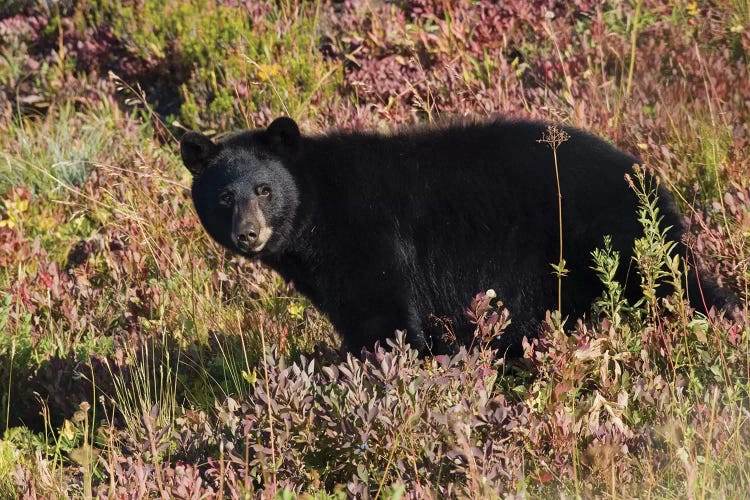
left=181, top=131, right=218, bottom=176
left=265, top=117, right=300, bottom=153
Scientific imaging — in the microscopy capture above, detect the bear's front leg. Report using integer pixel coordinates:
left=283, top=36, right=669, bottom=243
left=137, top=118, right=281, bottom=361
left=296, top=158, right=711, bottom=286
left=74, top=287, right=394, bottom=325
left=336, top=300, right=426, bottom=356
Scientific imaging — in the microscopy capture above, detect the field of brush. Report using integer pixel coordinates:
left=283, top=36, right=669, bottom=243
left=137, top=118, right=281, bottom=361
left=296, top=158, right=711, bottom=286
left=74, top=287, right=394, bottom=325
left=0, top=0, right=748, bottom=497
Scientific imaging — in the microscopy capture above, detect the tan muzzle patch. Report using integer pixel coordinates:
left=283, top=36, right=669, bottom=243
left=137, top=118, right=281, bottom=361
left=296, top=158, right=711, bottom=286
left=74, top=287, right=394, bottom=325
left=250, top=199, right=273, bottom=252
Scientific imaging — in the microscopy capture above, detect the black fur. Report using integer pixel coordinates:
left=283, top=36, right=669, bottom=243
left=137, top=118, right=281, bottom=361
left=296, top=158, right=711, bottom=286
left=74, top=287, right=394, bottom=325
left=182, top=117, right=736, bottom=356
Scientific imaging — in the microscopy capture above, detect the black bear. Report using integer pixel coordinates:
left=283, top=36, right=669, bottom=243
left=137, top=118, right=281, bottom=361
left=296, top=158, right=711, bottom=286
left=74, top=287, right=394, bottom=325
left=181, top=117, right=736, bottom=356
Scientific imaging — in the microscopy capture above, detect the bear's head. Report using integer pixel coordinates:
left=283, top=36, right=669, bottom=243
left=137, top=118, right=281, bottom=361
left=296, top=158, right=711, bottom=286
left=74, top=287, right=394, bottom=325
left=180, top=117, right=301, bottom=258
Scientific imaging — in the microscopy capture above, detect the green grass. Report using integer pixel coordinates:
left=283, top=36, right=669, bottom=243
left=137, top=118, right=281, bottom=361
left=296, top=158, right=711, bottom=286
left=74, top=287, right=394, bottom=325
left=0, top=101, right=120, bottom=196
left=87, top=0, right=339, bottom=130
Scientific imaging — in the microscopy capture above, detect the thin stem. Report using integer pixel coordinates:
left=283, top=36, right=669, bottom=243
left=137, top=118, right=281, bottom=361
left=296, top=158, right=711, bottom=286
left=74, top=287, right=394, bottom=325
left=615, top=0, right=642, bottom=128
left=553, top=146, right=564, bottom=312
left=5, top=341, right=13, bottom=433
left=259, top=323, right=277, bottom=494
left=537, top=125, right=569, bottom=313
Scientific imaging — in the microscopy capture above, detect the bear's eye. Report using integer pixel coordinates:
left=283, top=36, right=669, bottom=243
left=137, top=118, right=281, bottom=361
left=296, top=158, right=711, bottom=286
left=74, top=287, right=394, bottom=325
left=219, top=191, right=234, bottom=206
left=256, top=185, right=271, bottom=197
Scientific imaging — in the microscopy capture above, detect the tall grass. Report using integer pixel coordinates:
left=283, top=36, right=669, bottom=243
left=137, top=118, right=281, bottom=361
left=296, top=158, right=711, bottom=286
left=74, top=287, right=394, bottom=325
left=0, top=101, right=122, bottom=195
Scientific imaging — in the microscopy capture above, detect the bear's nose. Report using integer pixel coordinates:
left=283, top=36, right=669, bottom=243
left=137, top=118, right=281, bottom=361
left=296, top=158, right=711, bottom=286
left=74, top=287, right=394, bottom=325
left=236, top=229, right=258, bottom=249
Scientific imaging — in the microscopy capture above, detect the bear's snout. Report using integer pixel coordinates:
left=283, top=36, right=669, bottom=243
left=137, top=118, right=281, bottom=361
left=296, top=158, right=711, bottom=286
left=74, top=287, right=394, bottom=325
left=231, top=199, right=273, bottom=254
left=232, top=216, right=260, bottom=251
left=235, top=227, right=259, bottom=250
